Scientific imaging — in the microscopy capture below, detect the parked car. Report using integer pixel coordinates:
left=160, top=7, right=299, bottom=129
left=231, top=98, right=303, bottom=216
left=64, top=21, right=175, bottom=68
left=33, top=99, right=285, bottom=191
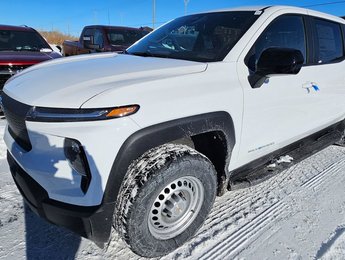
left=62, top=25, right=149, bottom=56
left=0, top=25, right=61, bottom=92
left=3, top=6, right=345, bottom=258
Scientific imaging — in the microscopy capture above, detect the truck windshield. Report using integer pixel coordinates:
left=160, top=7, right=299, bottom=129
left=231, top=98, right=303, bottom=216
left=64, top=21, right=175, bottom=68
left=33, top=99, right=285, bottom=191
left=106, top=29, right=148, bottom=46
left=127, top=11, right=260, bottom=62
left=0, top=30, right=51, bottom=52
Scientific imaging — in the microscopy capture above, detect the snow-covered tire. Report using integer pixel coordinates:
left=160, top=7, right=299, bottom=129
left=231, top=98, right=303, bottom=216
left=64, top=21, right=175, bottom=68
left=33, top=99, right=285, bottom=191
left=114, top=143, right=217, bottom=257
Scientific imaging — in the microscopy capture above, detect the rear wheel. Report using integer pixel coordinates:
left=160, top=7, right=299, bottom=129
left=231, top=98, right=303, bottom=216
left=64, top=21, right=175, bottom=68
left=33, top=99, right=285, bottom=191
left=115, top=144, right=217, bottom=257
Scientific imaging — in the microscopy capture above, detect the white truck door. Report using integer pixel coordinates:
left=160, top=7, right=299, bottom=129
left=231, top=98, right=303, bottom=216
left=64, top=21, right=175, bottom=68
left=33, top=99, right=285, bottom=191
left=235, top=14, right=342, bottom=168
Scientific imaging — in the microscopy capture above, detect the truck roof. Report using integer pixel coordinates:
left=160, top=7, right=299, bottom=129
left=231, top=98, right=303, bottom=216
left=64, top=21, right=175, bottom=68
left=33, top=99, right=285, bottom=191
left=201, top=5, right=345, bottom=24
left=84, top=25, right=145, bottom=31
left=0, top=24, right=35, bottom=31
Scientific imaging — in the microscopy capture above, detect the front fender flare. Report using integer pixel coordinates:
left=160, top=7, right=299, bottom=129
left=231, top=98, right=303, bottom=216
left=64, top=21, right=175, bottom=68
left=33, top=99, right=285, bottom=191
left=103, top=111, right=235, bottom=204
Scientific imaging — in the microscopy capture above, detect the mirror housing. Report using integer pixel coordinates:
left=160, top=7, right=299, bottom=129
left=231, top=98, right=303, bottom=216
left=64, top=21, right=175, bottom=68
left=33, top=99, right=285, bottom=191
left=83, top=35, right=100, bottom=50
left=249, top=48, right=304, bottom=88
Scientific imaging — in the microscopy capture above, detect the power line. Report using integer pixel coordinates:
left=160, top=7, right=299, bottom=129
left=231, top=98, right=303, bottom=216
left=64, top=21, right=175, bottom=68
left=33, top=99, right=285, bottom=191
left=302, top=0, right=345, bottom=8
left=153, top=0, right=156, bottom=29
left=184, top=0, right=190, bottom=15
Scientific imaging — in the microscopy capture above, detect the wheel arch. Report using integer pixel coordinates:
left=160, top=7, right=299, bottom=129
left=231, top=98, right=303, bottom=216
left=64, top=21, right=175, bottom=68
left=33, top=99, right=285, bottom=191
left=103, top=111, right=236, bottom=205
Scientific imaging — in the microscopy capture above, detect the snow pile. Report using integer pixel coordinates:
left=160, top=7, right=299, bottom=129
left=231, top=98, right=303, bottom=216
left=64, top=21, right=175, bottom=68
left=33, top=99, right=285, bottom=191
left=268, top=155, right=294, bottom=168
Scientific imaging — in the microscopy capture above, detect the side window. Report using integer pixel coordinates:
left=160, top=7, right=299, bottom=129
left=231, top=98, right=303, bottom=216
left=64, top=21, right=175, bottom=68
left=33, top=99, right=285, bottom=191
left=246, top=15, right=306, bottom=72
left=313, top=18, right=343, bottom=64
left=93, top=29, right=104, bottom=48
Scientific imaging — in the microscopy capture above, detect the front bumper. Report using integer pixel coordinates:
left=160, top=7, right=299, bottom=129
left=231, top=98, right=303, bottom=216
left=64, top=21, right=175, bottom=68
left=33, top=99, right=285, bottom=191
left=8, top=151, right=114, bottom=243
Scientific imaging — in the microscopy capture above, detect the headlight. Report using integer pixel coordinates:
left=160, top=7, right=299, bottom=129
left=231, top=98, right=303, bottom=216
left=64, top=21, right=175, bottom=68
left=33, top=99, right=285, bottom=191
left=26, top=105, right=139, bottom=122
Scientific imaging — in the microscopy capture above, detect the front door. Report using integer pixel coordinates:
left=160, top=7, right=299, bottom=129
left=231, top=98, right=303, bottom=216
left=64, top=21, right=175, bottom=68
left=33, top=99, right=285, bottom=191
left=235, top=13, right=345, bottom=168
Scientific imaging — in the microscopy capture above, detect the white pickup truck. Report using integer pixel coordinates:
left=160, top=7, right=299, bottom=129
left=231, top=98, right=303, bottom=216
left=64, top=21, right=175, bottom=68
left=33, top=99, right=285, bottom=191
left=2, top=5, right=345, bottom=257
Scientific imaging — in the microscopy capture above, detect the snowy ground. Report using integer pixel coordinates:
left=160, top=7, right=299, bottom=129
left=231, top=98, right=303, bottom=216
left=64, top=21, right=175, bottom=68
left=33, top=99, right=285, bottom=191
left=1, top=118, right=345, bottom=259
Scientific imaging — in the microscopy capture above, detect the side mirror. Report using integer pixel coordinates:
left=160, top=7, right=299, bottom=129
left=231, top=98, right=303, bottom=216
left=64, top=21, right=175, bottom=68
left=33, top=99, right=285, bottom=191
left=83, top=35, right=100, bottom=50
left=249, top=48, right=304, bottom=88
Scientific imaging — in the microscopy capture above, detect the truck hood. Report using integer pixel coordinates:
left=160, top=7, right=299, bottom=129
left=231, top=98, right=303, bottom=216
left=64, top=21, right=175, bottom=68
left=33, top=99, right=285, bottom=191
left=0, top=51, right=61, bottom=65
left=4, top=52, right=207, bottom=108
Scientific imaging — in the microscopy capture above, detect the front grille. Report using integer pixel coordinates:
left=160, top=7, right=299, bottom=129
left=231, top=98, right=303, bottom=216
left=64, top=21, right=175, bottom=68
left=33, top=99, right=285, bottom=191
left=0, top=74, right=11, bottom=90
left=2, top=94, right=32, bottom=151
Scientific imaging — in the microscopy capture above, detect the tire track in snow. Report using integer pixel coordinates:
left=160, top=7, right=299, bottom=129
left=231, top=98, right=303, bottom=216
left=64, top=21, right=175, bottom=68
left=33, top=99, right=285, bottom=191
left=300, top=159, right=345, bottom=191
left=199, top=201, right=289, bottom=260
left=163, top=147, right=345, bottom=260
left=205, top=164, right=298, bottom=226
left=187, top=164, right=299, bottom=246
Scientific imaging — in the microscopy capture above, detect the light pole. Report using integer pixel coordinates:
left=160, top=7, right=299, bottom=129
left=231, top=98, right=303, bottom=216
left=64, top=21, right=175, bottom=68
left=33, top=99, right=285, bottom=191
left=152, top=0, right=156, bottom=29
left=184, top=0, right=190, bottom=15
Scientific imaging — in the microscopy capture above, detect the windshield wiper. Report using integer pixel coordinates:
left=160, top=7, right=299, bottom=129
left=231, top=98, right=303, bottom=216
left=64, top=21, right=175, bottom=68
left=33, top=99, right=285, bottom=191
left=128, top=51, right=171, bottom=59
left=128, top=51, right=154, bottom=57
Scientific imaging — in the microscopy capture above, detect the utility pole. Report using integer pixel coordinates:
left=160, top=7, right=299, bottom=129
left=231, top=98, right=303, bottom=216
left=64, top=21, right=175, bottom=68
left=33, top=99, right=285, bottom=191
left=152, top=0, right=156, bottom=29
left=93, top=10, right=98, bottom=24
left=184, top=0, right=190, bottom=15
left=120, top=13, right=124, bottom=25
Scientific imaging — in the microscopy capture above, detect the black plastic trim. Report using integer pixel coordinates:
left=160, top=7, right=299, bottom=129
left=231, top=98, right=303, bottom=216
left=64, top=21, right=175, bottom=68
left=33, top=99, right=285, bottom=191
left=63, top=138, right=92, bottom=193
left=229, top=120, right=345, bottom=187
left=103, top=111, right=236, bottom=204
left=7, top=152, right=113, bottom=244
left=259, top=6, right=272, bottom=12
left=304, top=15, right=315, bottom=65
left=245, top=14, right=310, bottom=71
left=2, top=93, right=32, bottom=151
left=340, top=21, right=345, bottom=59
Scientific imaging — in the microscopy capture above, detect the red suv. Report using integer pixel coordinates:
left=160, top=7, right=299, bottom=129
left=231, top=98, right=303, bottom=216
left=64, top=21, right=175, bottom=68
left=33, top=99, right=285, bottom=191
left=0, top=25, right=61, bottom=91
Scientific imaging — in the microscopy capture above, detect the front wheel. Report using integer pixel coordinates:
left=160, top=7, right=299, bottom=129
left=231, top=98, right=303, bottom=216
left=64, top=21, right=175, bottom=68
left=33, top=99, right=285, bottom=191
left=115, top=144, right=217, bottom=257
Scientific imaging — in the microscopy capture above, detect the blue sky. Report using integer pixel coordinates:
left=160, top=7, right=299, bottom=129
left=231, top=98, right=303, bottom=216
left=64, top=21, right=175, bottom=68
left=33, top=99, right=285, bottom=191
left=1, top=0, right=345, bottom=36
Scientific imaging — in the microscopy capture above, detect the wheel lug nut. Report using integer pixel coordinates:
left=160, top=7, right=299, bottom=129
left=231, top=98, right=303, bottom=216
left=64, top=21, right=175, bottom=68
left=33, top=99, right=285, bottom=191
left=165, top=200, right=174, bottom=209
left=171, top=193, right=180, bottom=202
left=163, top=208, right=172, bottom=217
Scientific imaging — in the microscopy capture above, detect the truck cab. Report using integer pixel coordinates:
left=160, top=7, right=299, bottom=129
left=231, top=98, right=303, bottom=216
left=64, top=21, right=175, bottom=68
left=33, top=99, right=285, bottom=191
left=0, top=25, right=61, bottom=92
left=63, top=25, right=149, bottom=56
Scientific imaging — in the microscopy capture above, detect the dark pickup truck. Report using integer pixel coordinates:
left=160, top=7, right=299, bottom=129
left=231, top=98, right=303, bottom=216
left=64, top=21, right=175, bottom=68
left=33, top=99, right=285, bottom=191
left=63, top=25, right=149, bottom=56
left=0, top=25, right=61, bottom=91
